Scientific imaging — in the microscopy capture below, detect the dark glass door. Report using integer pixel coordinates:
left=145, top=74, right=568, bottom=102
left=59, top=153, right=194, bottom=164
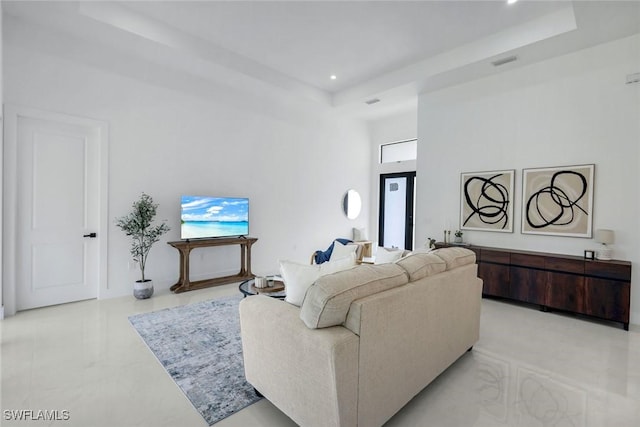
left=379, top=172, right=416, bottom=250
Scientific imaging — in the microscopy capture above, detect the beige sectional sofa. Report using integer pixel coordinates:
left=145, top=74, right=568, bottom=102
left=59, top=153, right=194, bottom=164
left=239, top=247, right=483, bottom=427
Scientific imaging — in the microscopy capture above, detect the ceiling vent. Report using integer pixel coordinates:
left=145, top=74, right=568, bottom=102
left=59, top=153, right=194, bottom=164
left=626, top=72, right=640, bottom=85
left=492, top=55, right=518, bottom=67
left=365, top=98, right=381, bottom=105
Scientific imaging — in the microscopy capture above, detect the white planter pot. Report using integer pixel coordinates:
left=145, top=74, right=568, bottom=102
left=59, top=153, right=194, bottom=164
left=134, top=279, right=154, bottom=299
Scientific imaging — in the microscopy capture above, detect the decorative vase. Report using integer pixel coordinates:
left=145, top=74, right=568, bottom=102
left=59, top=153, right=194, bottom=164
left=134, top=279, right=154, bottom=299
left=454, top=236, right=463, bottom=243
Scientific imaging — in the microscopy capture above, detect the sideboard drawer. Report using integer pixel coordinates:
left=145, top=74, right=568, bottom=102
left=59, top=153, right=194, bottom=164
left=585, top=261, right=632, bottom=281
left=546, top=257, right=584, bottom=274
left=481, top=249, right=510, bottom=264
left=511, top=253, right=545, bottom=268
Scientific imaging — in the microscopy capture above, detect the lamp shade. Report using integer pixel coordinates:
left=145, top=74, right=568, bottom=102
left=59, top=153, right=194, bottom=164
left=595, top=229, right=615, bottom=245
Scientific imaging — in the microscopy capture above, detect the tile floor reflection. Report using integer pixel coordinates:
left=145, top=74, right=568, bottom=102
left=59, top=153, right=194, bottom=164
left=386, top=299, right=640, bottom=427
left=1, top=285, right=638, bottom=427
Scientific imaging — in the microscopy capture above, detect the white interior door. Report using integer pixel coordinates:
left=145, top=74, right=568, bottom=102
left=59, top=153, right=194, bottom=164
left=16, top=116, right=101, bottom=310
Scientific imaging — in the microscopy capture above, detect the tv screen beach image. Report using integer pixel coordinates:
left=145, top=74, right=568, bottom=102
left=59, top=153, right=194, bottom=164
left=181, top=196, right=249, bottom=239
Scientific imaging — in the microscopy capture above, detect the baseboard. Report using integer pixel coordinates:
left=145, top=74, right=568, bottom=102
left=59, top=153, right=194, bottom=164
left=630, top=310, right=640, bottom=331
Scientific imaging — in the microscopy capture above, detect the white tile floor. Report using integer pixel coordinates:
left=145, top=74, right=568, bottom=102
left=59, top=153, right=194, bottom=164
left=1, top=284, right=639, bottom=427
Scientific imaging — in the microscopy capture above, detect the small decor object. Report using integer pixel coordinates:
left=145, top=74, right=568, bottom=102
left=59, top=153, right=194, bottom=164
left=460, top=169, right=514, bottom=233
left=595, top=229, right=614, bottom=260
left=522, top=164, right=594, bottom=237
left=427, top=238, right=436, bottom=249
left=454, top=230, right=463, bottom=243
left=254, top=277, right=268, bottom=288
left=250, top=277, right=285, bottom=295
left=116, top=193, right=170, bottom=299
left=584, top=250, right=595, bottom=260
left=253, top=277, right=284, bottom=294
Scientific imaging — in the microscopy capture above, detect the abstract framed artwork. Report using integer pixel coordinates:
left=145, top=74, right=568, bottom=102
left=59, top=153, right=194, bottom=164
left=521, top=164, right=594, bottom=237
left=460, top=169, right=514, bottom=233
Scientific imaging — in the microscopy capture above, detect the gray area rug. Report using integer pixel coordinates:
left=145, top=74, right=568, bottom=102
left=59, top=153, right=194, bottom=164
left=128, top=294, right=261, bottom=425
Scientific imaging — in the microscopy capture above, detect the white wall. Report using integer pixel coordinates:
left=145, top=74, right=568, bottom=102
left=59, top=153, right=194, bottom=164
left=416, top=34, right=640, bottom=325
left=0, top=2, right=4, bottom=318
left=367, top=110, right=417, bottom=246
left=2, top=20, right=371, bottom=303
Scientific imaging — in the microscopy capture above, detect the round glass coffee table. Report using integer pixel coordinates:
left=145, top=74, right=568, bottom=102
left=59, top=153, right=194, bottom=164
left=239, top=276, right=286, bottom=299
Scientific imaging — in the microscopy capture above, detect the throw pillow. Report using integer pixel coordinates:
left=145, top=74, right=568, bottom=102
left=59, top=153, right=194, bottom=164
left=280, top=253, right=357, bottom=307
left=329, top=240, right=358, bottom=262
left=374, top=246, right=404, bottom=264
left=322, top=252, right=357, bottom=275
left=280, top=261, right=321, bottom=307
left=352, top=227, right=368, bottom=241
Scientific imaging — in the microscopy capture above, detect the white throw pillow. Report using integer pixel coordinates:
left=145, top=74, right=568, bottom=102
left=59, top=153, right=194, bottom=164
left=280, top=253, right=356, bottom=307
left=321, top=252, right=356, bottom=275
left=352, top=227, right=368, bottom=241
left=374, top=247, right=404, bottom=264
left=280, top=261, right=321, bottom=307
left=329, top=240, right=358, bottom=262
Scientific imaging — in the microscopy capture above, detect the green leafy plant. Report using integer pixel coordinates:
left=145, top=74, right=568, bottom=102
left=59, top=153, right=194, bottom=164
left=455, top=230, right=463, bottom=238
left=115, top=193, right=170, bottom=282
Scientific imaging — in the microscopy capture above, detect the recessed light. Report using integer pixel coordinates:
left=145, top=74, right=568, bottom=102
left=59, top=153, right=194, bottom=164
left=507, top=0, right=518, bottom=4
left=330, top=75, right=337, bottom=80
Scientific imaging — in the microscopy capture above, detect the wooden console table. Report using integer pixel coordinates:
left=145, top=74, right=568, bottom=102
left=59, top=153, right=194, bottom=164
left=168, top=237, right=257, bottom=293
left=435, top=243, right=632, bottom=330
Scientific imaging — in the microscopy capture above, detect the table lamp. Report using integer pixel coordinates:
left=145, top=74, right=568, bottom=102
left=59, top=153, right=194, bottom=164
left=595, top=229, right=614, bottom=260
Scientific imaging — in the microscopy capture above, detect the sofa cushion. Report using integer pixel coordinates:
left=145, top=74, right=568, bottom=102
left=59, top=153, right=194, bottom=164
left=395, top=252, right=446, bottom=281
left=431, top=247, right=476, bottom=270
left=280, top=253, right=356, bottom=307
left=300, top=263, right=408, bottom=329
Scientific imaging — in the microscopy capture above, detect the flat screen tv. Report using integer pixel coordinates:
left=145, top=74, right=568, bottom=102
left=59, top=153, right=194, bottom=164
left=181, top=196, right=249, bottom=239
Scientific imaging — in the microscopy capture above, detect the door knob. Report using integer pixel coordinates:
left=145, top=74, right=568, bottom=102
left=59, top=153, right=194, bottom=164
left=83, top=233, right=97, bottom=238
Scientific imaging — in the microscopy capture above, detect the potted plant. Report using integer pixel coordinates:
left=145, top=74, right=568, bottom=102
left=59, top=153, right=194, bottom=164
left=454, top=230, right=464, bottom=243
left=115, top=193, right=170, bottom=299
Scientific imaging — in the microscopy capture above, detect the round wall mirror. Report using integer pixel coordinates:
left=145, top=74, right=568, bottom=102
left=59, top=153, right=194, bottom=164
left=342, top=189, right=362, bottom=220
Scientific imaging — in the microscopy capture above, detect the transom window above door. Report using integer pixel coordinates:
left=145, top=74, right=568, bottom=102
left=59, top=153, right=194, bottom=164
left=380, top=139, right=417, bottom=164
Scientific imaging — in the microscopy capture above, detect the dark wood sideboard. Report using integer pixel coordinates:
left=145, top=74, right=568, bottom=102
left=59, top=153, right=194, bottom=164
left=168, top=237, right=257, bottom=293
left=435, top=243, right=632, bottom=330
